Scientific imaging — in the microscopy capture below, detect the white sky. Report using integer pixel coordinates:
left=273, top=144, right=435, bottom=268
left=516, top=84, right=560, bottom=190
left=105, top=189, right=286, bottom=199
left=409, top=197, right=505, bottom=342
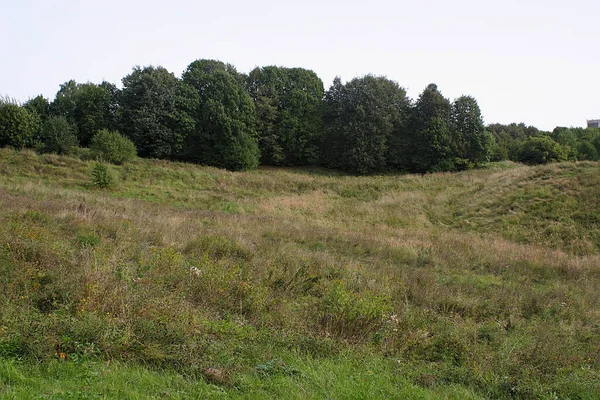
left=1, top=0, right=599, bottom=130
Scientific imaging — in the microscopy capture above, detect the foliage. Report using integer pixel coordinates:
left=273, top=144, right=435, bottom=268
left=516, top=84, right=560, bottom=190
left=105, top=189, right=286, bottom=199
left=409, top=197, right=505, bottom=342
left=406, top=84, right=453, bottom=171
left=24, top=95, right=51, bottom=120
left=37, top=115, right=78, bottom=154
left=90, top=161, right=113, bottom=187
left=119, top=66, right=197, bottom=159
left=90, top=129, right=137, bottom=164
left=51, top=81, right=115, bottom=146
left=246, top=66, right=325, bottom=165
left=182, top=59, right=260, bottom=171
left=0, top=98, right=39, bottom=149
left=486, top=122, right=542, bottom=161
left=451, top=95, right=490, bottom=166
left=322, top=75, right=410, bottom=174
left=551, top=126, right=600, bottom=161
left=518, top=135, right=569, bottom=164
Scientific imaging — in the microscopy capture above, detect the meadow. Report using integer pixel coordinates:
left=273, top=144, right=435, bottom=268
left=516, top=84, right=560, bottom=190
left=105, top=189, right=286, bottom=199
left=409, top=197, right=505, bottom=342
left=0, top=148, right=598, bottom=399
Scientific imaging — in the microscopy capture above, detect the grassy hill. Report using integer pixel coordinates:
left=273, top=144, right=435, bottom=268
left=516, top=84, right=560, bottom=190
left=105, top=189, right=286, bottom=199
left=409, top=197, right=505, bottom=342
left=0, top=148, right=598, bottom=399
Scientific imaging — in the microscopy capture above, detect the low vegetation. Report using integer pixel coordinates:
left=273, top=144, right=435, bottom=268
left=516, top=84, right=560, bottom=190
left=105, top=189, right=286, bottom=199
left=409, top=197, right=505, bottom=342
left=0, top=148, right=598, bottom=398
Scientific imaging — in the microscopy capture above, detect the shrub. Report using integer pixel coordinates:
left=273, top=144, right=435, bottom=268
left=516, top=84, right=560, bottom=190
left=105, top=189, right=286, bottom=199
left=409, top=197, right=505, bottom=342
left=90, top=129, right=137, bottom=165
left=90, top=161, right=113, bottom=188
left=37, top=116, right=78, bottom=154
left=518, top=136, right=568, bottom=165
left=0, top=98, right=39, bottom=149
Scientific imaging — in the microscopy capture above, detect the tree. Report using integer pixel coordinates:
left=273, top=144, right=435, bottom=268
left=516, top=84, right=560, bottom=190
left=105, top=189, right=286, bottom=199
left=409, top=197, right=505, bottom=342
left=577, top=140, right=599, bottom=161
left=451, top=95, right=489, bottom=166
left=119, top=66, right=197, bottom=159
left=322, top=75, right=410, bottom=174
left=24, top=95, right=51, bottom=143
left=246, top=66, right=324, bottom=165
left=487, top=123, right=542, bottom=161
left=0, top=98, right=39, bottom=149
left=38, top=116, right=78, bottom=154
left=407, top=84, right=452, bottom=172
left=182, top=59, right=259, bottom=171
left=24, top=95, right=51, bottom=120
left=51, top=81, right=114, bottom=146
left=518, top=136, right=568, bottom=164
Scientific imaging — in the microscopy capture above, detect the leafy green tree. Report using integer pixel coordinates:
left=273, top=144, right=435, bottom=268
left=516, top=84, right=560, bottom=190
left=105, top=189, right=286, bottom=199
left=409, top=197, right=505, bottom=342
left=518, top=136, right=568, bottom=164
left=322, top=75, right=410, bottom=174
left=99, top=81, right=120, bottom=131
left=406, top=84, right=453, bottom=171
left=577, top=140, right=598, bottom=161
left=24, top=95, right=51, bottom=143
left=246, top=66, right=324, bottom=165
left=550, top=126, right=600, bottom=161
left=24, top=95, right=51, bottom=120
left=183, top=59, right=259, bottom=171
left=38, top=116, right=78, bottom=154
left=450, top=95, right=489, bottom=167
left=0, top=98, right=39, bottom=149
left=90, top=129, right=137, bottom=164
left=51, top=81, right=114, bottom=146
left=487, top=123, right=542, bottom=161
left=119, top=66, right=197, bottom=159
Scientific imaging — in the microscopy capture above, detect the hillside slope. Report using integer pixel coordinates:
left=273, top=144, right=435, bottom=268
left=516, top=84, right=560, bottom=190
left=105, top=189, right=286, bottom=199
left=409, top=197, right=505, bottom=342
left=0, top=149, right=598, bottom=399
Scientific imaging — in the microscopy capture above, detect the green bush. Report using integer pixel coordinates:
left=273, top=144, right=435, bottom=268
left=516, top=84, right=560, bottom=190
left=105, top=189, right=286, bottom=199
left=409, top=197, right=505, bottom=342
left=518, top=136, right=568, bottom=165
left=90, top=161, right=113, bottom=188
left=0, top=99, right=39, bottom=149
left=37, top=116, right=78, bottom=154
left=90, top=129, right=137, bottom=165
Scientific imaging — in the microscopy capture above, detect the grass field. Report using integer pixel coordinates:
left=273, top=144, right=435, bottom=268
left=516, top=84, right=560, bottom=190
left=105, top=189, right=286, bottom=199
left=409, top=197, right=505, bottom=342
left=0, top=148, right=599, bottom=399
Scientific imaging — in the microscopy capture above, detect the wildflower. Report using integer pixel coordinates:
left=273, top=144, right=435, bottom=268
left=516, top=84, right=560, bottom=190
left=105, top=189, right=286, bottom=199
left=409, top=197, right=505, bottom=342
left=190, top=267, right=201, bottom=277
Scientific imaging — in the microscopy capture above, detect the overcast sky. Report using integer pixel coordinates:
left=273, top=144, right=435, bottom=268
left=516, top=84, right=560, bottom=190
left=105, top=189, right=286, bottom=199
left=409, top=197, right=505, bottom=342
left=1, top=0, right=598, bottom=130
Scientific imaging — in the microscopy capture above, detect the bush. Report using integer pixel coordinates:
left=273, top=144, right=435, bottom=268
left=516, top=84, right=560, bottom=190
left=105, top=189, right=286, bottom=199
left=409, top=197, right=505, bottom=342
left=90, top=129, right=137, bottom=165
left=37, top=116, right=78, bottom=154
left=518, top=136, right=568, bottom=165
left=0, top=99, right=39, bottom=149
left=90, top=161, right=113, bottom=188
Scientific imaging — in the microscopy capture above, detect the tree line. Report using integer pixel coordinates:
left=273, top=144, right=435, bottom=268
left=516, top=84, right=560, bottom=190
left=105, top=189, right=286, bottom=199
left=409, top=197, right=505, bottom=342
left=1, top=59, right=598, bottom=173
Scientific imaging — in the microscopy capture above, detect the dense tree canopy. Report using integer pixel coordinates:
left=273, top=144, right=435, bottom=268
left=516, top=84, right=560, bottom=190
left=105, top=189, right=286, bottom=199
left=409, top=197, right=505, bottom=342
left=24, top=95, right=51, bottom=120
left=51, top=81, right=114, bottom=146
left=406, top=84, right=453, bottom=171
left=38, top=115, right=78, bottom=154
left=451, top=95, right=489, bottom=166
left=321, top=76, right=410, bottom=174
left=183, top=59, right=259, bottom=171
left=119, top=66, right=197, bottom=159
left=0, top=99, right=39, bottom=149
left=246, top=66, right=324, bottom=165
left=518, top=136, right=569, bottom=164
left=1, top=58, right=586, bottom=172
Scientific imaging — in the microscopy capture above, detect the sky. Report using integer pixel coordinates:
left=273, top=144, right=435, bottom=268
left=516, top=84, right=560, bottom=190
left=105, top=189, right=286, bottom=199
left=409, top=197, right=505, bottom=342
left=1, top=0, right=599, bottom=131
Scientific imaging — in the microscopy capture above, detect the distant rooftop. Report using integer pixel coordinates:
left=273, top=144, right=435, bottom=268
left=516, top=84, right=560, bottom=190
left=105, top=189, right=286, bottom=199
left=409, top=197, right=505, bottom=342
left=587, top=119, right=600, bottom=128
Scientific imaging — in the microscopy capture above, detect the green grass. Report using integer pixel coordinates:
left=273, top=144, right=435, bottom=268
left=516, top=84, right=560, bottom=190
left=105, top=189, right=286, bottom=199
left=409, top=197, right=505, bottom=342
left=0, top=356, right=483, bottom=399
left=0, top=148, right=599, bottom=399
